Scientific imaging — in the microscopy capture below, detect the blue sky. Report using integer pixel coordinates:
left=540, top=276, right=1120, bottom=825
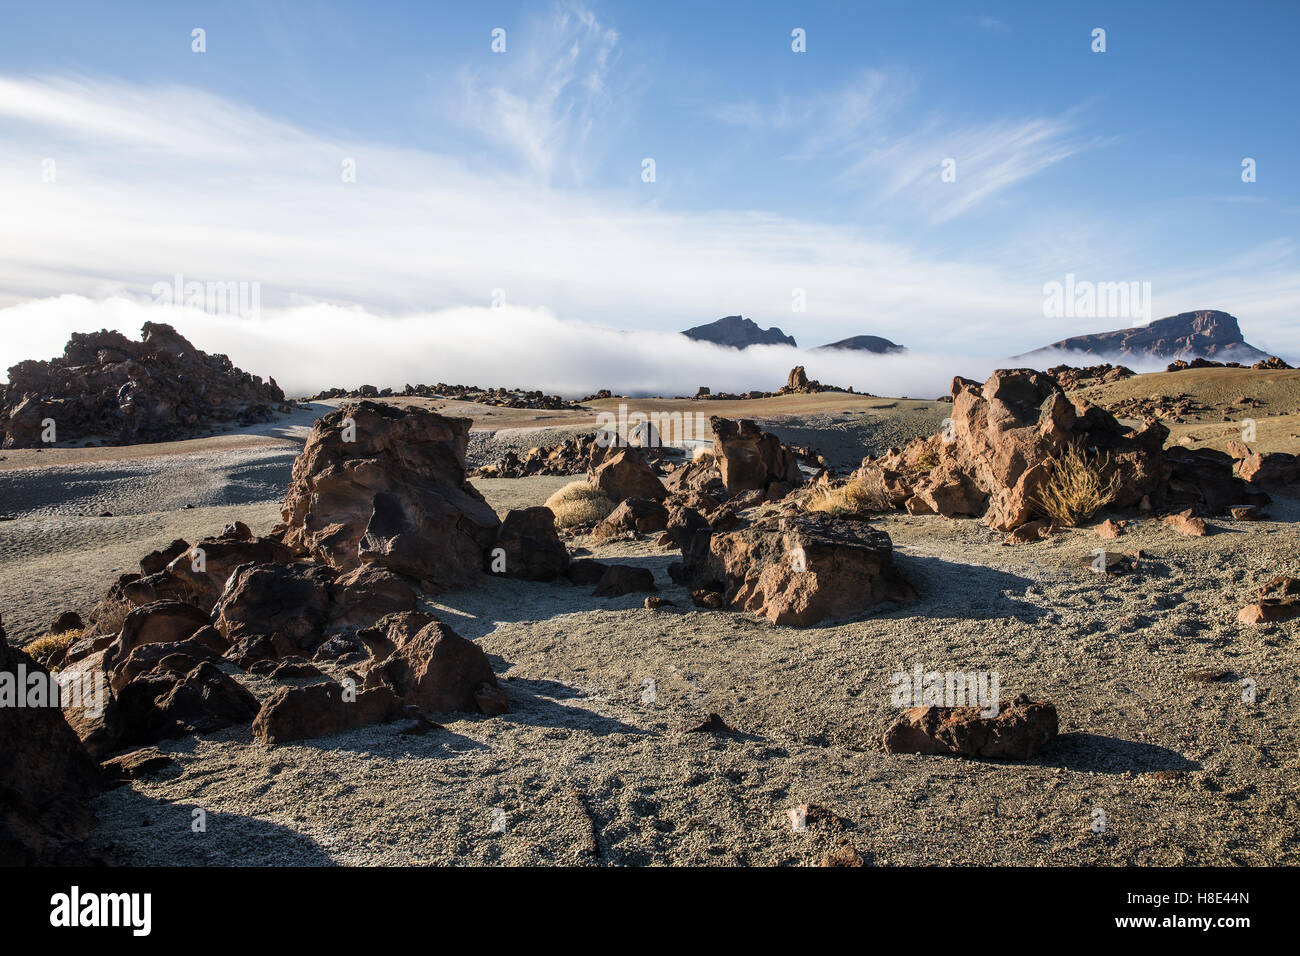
left=0, top=0, right=1296, bottom=392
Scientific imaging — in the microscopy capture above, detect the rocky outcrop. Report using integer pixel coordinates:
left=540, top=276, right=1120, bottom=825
left=592, top=498, right=670, bottom=540
left=866, top=369, right=1245, bottom=533
left=280, top=401, right=500, bottom=588
left=883, top=694, right=1058, bottom=759
left=1, top=322, right=285, bottom=448
left=0, top=618, right=103, bottom=865
left=710, top=417, right=803, bottom=497
left=701, top=513, right=915, bottom=626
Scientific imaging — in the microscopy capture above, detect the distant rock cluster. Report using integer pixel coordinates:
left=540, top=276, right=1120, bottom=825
left=305, top=381, right=583, bottom=410
left=1045, top=363, right=1135, bottom=390
left=1165, top=355, right=1293, bottom=372
left=1, top=323, right=286, bottom=448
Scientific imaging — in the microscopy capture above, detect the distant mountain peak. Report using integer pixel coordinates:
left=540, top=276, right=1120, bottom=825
left=681, top=315, right=797, bottom=349
left=815, top=334, right=906, bottom=354
left=1025, top=309, right=1268, bottom=363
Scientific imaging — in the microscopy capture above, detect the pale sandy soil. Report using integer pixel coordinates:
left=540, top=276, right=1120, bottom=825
left=3, top=375, right=1298, bottom=866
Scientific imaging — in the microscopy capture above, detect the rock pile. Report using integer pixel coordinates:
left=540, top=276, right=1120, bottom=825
left=2, top=322, right=286, bottom=448
left=860, top=369, right=1265, bottom=534
left=1045, top=363, right=1135, bottom=390
left=306, top=382, right=583, bottom=410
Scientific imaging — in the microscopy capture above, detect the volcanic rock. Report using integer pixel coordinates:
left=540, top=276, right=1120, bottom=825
left=588, top=447, right=667, bottom=503
left=709, top=417, right=803, bottom=496
left=362, top=618, right=499, bottom=715
left=0, top=619, right=103, bottom=864
left=704, top=513, right=915, bottom=626
left=1, top=322, right=284, bottom=448
left=281, top=401, right=500, bottom=588
left=252, top=681, right=405, bottom=744
left=490, top=507, right=570, bottom=580
left=882, top=694, right=1058, bottom=759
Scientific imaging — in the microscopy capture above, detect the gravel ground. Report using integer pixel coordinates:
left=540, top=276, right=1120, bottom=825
left=4, top=397, right=1298, bottom=866
left=83, top=482, right=1300, bottom=867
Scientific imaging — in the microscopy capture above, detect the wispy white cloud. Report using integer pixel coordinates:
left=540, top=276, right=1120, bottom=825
left=712, top=70, right=1093, bottom=223
left=449, top=1, right=624, bottom=185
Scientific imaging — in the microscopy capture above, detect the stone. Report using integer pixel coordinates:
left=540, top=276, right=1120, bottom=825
left=139, top=538, right=189, bottom=575
left=252, top=681, right=405, bottom=744
left=1238, top=577, right=1300, bottom=625
left=1162, top=508, right=1209, bottom=536
left=588, top=447, right=667, bottom=503
left=327, top=564, right=418, bottom=629
left=592, top=564, right=657, bottom=597
left=0, top=619, right=103, bottom=864
left=1096, top=518, right=1124, bottom=538
left=704, top=513, right=914, bottom=626
left=212, top=563, right=335, bottom=653
left=117, top=661, right=261, bottom=743
left=1230, top=505, right=1262, bottom=521
left=1002, top=519, right=1057, bottom=545
left=101, top=601, right=212, bottom=678
left=1236, top=451, right=1300, bottom=490
left=709, top=417, right=802, bottom=495
left=280, top=401, right=500, bottom=588
left=490, top=507, right=570, bottom=580
left=101, top=747, right=175, bottom=785
left=882, top=694, right=1058, bottom=759
left=362, top=618, right=500, bottom=715
left=592, top=497, right=670, bottom=541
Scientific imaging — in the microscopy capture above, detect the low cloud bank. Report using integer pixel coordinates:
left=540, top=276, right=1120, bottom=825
left=0, top=295, right=1129, bottom=401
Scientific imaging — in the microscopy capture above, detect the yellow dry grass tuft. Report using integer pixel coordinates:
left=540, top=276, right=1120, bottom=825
left=544, top=481, right=617, bottom=528
left=25, top=629, right=81, bottom=663
left=806, top=468, right=892, bottom=516
left=1031, top=442, right=1121, bottom=527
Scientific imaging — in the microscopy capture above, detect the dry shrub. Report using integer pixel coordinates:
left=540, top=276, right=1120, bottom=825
left=806, top=468, right=892, bottom=516
left=1031, top=442, right=1121, bottom=527
left=25, top=629, right=81, bottom=664
left=544, top=481, right=616, bottom=528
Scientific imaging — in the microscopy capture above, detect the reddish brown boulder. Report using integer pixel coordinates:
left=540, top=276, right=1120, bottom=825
left=1162, top=509, right=1209, bottom=536
left=0, top=620, right=103, bottom=864
left=116, top=661, right=260, bottom=743
left=944, top=371, right=1165, bottom=531
left=362, top=618, right=499, bottom=715
left=909, top=460, right=986, bottom=518
left=158, top=532, right=295, bottom=612
left=592, top=497, right=670, bottom=541
left=490, top=507, right=569, bottom=580
left=709, top=417, right=802, bottom=495
left=212, top=563, right=335, bottom=652
left=100, top=601, right=212, bottom=679
left=1002, top=519, right=1057, bottom=545
left=883, top=694, right=1058, bottom=759
left=108, top=637, right=227, bottom=694
left=280, top=401, right=500, bottom=589
left=252, top=681, right=405, bottom=744
left=705, top=514, right=915, bottom=626
left=1236, top=451, right=1300, bottom=490
left=588, top=447, right=667, bottom=503
left=327, top=564, right=419, bottom=629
